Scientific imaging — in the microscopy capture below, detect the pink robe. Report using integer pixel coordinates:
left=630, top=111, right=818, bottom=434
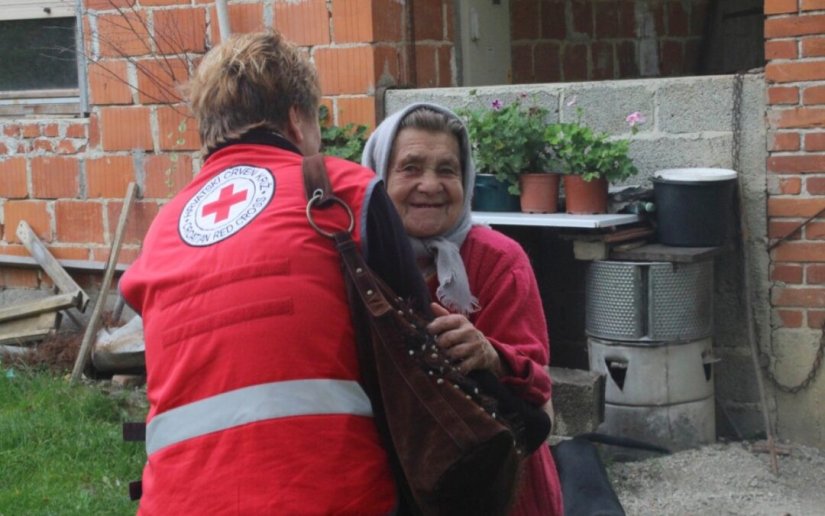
left=431, top=225, right=564, bottom=516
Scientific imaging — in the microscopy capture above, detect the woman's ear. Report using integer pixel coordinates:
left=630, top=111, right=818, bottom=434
left=286, top=105, right=305, bottom=146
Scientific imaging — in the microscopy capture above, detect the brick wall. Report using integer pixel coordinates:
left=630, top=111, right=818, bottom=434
left=510, top=0, right=709, bottom=82
left=765, top=0, right=825, bottom=332
left=0, top=0, right=455, bottom=288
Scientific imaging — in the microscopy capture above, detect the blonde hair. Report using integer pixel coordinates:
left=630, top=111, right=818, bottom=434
left=188, top=31, right=321, bottom=152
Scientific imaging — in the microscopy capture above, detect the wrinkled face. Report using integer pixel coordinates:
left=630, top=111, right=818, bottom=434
left=386, top=128, right=464, bottom=238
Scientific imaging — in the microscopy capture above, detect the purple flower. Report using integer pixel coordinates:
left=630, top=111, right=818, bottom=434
left=491, top=99, right=503, bottom=111
left=625, top=111, right=646, bottom=127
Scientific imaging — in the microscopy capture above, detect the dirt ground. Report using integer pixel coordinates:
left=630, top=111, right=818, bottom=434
left=607, top=440, right=825, bottom=516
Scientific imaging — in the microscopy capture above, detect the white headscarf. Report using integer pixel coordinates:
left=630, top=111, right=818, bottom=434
left=362, top=102, right=479, bottom=314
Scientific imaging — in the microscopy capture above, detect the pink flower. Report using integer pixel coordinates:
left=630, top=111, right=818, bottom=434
left=491, top=99, right=503, bottom=111
left=625, top=111, right=646, bottom=127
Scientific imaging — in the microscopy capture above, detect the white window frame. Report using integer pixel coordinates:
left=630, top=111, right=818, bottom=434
left=0, top=0, right=85, bottom=117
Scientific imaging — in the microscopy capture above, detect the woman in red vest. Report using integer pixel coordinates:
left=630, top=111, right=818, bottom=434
left=120, top=31, right=428, bottom=515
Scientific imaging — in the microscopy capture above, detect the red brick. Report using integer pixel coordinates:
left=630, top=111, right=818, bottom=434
left=780, top=176, right=803, bottom=194
left=768, top=154, right=825, bottom=173
left=373, top=46, right=402, bottom=86
left=85, top=0, right=136, bottom=9
left=32, top=139, right=54, bottom=153
left=805, top=133, right=825, bottom=151
left=765, top=39, right=798, bottom=60
left=3, top=201, right=51, bottom=243
left=275, top=0, right=330, bottom=46
left=666, top=0, right=690, bottom=36
left=2, top=124, right=19, bottom=137
left=765, top=14, right=825, bottom=38
left=437, top=45, right=453, bottom=86
left=769, top=219, right=804, bottom=240
left=66, top=124, right=87, bottom=139
left=801, top=36, right=825, bottom=56
left=0, top=269, right=40, bottom=289
left=86, top=156, right=135, bottom=198
left=511, top=44, right=535, bottom=83
left=773, top=242, right=825, bottom=263
left=772, top=286, right=825, bottom=306
left=772, top=263, right=805, bottom=283
left=803, top=85, right=825, bottom=105
left=153, top=7, right=207, bottom=54
left=414, top=45, right=439, bottom=88
left=48, top=246, right=92, bottom=261
left=143, top=153, right=193, bottom=198
left=209, top=3, right=265, bottom=44
left=571, top=0, right=594, bottom=37
left=535, top=42, right=563, bottom=82
left=770, top=131, right=801, bottom=151
left=512, top=0, right=541, bottom=40
left=370, top=0, right=405, bottom=42
left=141, top=0, right=188, bottom=5
left=802, top=0, right=825, bottom=10
left=88, top=114, right=101, bottom=150
left=768, top=86, right=799, bottom=105
left=55, top=201, right=105, bottom=244
left=157, top=106, right=200, bottom=151
left=776, top=309, right=804, bottom=327
left=42, top=124, right=59, bottom=138
left=807, top=221, right=825, bottom=239
left=21, top=124, right=40, bottom=138
left=0, top=157, right=28, bottom=198
left=562, top=43, right=588, bottom=81
left=99, top=106, right=153, bottom=151
left=540, top=0, right=567, bottom=39
left=617, top=41, right=639, bottom=77
left=768, top=197, right=825, bottom=216
left=765, top=0, right=799, bottom=14
left=771, top=106, right=825, bottom=129
left=106, top=200, right=159, bottom=245
left=591, top=42, right=615, bottom=80
left=808, top=310, right=825, bottom=329
left=336, top=97, right=376, bottom=130
left=57, top=140, right=85, bottom=155
left=31, top=157, right=79, bottom=199
left=135, top=57, right=188, bottom=104
left=412, top=0, right=445, bottom=41
left=316, top=46, right=375, bottom=94
left=659, top=40, right=684, bottom=77
left=96, top=11, right=152, bottom=58
left=766, top=61, right=825, bottom=83
left=88, top=60, right=133, bottom=105
left=807, top=176, right=825, bottom=194
left=808, top=264, right=825, bottom=283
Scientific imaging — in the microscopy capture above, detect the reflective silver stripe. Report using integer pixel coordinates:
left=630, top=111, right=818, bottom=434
left=146, top=379, right=373, bottom=455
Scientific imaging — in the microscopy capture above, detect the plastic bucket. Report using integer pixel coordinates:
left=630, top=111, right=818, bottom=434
left=472, top=174, right=520, bottom=212
left=652, top=168, right=737, bottom=247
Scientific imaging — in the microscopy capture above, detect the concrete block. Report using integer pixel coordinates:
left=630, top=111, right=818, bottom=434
left=549, top=366, right=605, bottom=437
left=658, top=77, right=734, bottom=134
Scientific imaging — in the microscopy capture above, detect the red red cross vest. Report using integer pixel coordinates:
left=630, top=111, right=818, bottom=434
left=120, top=143, right=396, bottom=515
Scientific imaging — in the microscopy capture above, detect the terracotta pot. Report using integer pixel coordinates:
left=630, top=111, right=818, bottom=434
left=563, top=175, right=608, bottom=214
left=519, top=173, right=560, bottom=213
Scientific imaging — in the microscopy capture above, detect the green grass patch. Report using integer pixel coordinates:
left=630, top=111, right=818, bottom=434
left=0, top=363, right=147, bottom=515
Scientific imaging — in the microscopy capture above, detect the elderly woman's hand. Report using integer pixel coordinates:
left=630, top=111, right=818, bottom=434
left=427, top=303, right=503, bottom=376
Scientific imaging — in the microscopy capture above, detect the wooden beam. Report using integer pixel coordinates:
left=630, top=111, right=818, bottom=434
left=72, top=182, right=137, bottom=383
left=0, top=293, right=80, bottom=324
left=0, top=254, right=129, bottom=273
left=0, top=312, right=60, bottom=346
left=16, top=221, right=90, bottom=311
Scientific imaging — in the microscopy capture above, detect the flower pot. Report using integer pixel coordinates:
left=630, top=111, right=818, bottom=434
left=519, top=173, right=560, bottom=213
left=472, top=174, right=520, bottom=212
left=563, top=175, right=608, bottom=214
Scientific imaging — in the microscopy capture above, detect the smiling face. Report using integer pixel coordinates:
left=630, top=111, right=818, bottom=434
left=386, top=128, right=464, bottom=238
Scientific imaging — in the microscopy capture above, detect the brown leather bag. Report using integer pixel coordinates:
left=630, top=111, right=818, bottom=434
left=302, top=155, right=533, bottom=515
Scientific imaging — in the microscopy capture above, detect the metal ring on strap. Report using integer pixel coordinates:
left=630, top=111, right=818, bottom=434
left=306, top=190, right=355, bottom=238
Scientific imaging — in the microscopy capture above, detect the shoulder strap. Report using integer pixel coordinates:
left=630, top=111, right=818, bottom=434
left=302, top=153, right=334, bottom=204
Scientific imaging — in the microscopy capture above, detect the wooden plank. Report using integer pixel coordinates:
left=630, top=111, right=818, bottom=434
left=0, top=312, right=59, bottom=346
left=16, top=221, right=89, bottom=311
left=0, top=293, right=79, bottom=324
left=609, top=243, right=724, bottom=263
left=72, top=182, right=137, bottom=383
left=0, top=254, right=129, bottom=274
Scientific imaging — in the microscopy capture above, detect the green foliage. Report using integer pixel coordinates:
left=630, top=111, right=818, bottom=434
left=544, top=119, right=639, bottom=183
left=459, top=94, right=551, bottom=195
left=0, top=364, right=147, bottom=515
left=319, top=105, right=368, bottom=162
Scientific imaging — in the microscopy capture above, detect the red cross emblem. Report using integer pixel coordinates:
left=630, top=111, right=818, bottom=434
left=202, top=184, right=249, bottom=223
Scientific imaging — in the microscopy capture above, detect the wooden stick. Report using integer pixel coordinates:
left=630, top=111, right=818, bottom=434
left=0, top=293, right=80, bottom=324
left=71, top=182, right=137, bottom=383
left=16, top=221, right=90, bottom=311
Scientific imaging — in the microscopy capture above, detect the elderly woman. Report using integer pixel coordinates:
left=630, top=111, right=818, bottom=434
left=362, top=102, right=564, bottom=516
left=120, top=32, right=428, bottom=514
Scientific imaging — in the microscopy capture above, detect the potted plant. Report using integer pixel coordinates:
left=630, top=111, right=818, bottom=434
left=544, top=112, right=642, bottom=214
left=460, top=96, right=559, bottom=213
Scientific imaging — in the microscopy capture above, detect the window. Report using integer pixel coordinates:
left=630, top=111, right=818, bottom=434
left=0, top=1, right=83, bottom=117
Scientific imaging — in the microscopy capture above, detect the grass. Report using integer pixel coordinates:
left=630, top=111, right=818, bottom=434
left=0, top=360, right=147, bottom=515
